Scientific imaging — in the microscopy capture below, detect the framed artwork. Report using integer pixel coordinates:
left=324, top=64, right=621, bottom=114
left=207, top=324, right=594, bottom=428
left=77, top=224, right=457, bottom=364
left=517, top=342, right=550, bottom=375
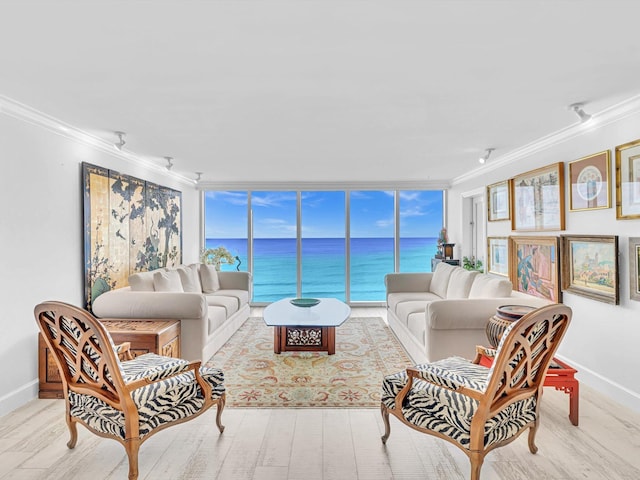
left=568, top=150, right=611, bottom=211
left=561, top=235, right=619, bottom=305
left=487, top=180, right=511, bottom=221
left=509, top=236, right=560, bottom=303
left=511, top=162, right=565, bottom=231
left=628, top=237, right=640, bottom=302
left=615, top=138, right=640, bottom=219
left=83, top=163, right=182, bottom=311
left=487, top=237, right=509, bottom=276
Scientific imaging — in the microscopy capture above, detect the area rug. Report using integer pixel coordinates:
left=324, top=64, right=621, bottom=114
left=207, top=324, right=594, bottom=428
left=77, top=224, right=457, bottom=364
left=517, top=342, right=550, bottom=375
left=205, top=317, right=413, bottom=408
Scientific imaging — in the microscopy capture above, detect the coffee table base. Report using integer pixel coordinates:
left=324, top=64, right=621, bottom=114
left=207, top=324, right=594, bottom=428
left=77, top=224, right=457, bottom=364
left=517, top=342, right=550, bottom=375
left=274, top=325, right=335, bottom=354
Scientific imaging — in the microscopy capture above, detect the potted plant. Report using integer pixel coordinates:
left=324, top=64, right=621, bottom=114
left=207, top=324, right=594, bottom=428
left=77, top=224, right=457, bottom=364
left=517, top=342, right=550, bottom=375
left=200, top=246, right=236, bottom=270
left=462, top=256, right=483, bottom=272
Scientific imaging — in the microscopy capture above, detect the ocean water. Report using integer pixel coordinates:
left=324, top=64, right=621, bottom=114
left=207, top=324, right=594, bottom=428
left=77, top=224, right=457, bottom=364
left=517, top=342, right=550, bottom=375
left=206, top=237, right=439, bottom=302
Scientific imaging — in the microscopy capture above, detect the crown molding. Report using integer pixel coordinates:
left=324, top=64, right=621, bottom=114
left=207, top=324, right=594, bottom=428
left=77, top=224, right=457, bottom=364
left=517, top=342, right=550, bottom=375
left=0, top=95, right=196, bottom=187
left=452, top=93, right=640, bottom=186
left=196, top=179, right=451, bottom=191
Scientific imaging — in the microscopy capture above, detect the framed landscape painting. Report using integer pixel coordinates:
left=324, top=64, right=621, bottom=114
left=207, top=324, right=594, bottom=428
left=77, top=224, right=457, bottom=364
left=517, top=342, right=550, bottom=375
left=561, top=235, right=618, bottom=305
left=487, top=237, right=509, bottom=276
left=511, top=162, right=565, bottom=231
left=509, top=236, right=560, bottom=303
left=629, top=237, right=640, bottom=302
left=568, top=150, right=611, bottom=211
left=615, top=138, right=640, bottom=219
left=487, top=180, right=510, bottom=221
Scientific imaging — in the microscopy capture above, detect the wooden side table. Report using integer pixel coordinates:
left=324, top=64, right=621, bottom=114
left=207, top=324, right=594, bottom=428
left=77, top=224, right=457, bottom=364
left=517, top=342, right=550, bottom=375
left=38, top=319, right=181, bottom=399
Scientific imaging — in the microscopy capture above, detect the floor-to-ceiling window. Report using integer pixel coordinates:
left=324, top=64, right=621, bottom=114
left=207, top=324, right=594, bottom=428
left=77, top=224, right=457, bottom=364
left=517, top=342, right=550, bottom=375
left=251, top=191, right=298, bottom=302
left=204, top=191, right=248, bottom=271
left=349, top=191, right=395, bottom=301
left=399, top=190, right=443, bottom=272
left=301, top=191, right=346, bottom=300
left=204, top=188, right=443, bottom=303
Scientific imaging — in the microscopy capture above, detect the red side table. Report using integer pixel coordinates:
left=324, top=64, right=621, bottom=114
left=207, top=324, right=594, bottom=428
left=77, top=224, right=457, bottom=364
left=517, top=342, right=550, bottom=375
left=478, top=353, right=579, bottom=426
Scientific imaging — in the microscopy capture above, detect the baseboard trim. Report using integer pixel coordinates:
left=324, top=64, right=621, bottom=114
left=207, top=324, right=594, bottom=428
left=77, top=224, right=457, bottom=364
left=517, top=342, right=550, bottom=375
left=0, top=379, right=38, bottom=417
left=556, top=354, right=640, bottom=414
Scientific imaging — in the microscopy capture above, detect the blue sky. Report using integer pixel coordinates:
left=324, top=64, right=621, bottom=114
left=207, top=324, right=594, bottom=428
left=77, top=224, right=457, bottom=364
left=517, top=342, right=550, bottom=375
left=205, top=190, right=443, bottom=238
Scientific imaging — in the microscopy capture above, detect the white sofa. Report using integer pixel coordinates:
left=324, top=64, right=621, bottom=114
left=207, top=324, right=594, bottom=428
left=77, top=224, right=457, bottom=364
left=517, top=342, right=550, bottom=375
left=92, top=263, right=251, bottom=362
left=385, top=262, right=549, bottom=364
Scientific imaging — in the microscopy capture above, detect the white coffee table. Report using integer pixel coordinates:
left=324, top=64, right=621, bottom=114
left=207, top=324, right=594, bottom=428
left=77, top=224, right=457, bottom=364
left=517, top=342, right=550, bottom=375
left=263, top=298, right=351, bottom=355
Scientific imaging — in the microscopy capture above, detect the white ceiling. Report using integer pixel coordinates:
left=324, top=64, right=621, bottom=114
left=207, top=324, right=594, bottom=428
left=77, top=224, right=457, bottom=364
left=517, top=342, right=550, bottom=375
left=2, top=1, right=640, bottom=185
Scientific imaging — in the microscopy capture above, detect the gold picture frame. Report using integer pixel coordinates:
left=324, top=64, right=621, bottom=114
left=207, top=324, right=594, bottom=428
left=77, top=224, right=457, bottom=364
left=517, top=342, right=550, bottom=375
left=511, top=162, right=565, bottom=231
left=487, top=237, right=509, bottom=276
left=568, top=150, right=611, bottom=211
left=487, top=180, right=511, bottom=221
left=615, top=138, right=640, bottom=219
left=628, top=237, right=640, bottom=302
left=561, top=235, right=619, bottom=305
left=509, top=235, right=560, bottom=303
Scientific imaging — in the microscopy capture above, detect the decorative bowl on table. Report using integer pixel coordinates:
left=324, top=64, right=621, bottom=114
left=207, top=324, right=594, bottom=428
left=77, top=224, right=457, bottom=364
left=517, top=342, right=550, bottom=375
left=290, top=298, right=321, bottom=308
left=486, top=305, right=537, bottom=348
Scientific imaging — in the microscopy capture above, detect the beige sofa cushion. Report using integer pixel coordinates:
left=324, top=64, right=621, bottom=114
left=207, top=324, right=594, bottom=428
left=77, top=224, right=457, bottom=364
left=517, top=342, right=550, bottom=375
left=128, top=271, right=155, bottom=291
left=446, top=268, right=479, bottom=299
left=469, top=274, right=512, bottom=298
left=177, top=265, right=202, bottom=293
left=200, top=264, right=220, bottom=293
left=153, top=269, right=184, bottom=292
left=430, top=262, right=455, bottom=298
left=387, top=292, right=441, bottom=313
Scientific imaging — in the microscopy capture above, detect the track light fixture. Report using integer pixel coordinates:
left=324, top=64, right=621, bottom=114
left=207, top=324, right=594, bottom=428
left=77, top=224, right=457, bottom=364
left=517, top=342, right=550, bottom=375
left=570, top=103, right=592, bottom=123
left=195, top=172, right=203, bottom=182
left=113, top=131, right=126, bottom=151
left=164, top=156, right=173, bottom=171
left=478, top=148, right=495, bottom=164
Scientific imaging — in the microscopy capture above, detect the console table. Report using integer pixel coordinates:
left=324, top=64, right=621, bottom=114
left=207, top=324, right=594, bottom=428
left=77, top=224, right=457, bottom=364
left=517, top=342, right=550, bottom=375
left=38, top=319, right=180, bottom=399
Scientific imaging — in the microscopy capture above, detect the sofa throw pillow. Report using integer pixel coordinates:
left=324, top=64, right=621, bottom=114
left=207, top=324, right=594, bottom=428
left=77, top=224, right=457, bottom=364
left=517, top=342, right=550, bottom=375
left=446, top=268, right=479, bottom=299
left=468, top=275, right=512, bottom=298
left=200, top=264, right=220, bottom=293
left=430, top=262, right=456, bottom=298
left=177, top=265, right=202, bottom=293
left=153, top=269, right=184, bottom=292
left=128, top=271, right=155, bottom=291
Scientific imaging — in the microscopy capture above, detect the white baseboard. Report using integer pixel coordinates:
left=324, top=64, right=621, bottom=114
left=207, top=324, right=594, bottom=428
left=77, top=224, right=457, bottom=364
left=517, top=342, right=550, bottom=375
left=556, top=354, right=640, bottom=414
left=0, top=379, right=38, bottom=418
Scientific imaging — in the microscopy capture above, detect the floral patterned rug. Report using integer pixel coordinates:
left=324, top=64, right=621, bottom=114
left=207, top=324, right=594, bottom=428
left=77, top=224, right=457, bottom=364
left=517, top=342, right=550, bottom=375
left=205, top=317, right=413, bottom=408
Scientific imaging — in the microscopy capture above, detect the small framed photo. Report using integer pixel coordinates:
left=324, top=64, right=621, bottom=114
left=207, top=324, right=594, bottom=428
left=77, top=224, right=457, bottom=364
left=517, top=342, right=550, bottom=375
left=629, top=237, right=640, bottom=302
left=511, top=162, right=565, bottom=231
left=509, top=236, right=560, bottom=303
left=487, top=237, right=509, bottom=276
left=561, top=235, right=619, bottom=305
left=487, top=180, right=510, bottom=221
left=615, top=138, right=640, bottom=219
left=568, top=150, right=611, bottom=211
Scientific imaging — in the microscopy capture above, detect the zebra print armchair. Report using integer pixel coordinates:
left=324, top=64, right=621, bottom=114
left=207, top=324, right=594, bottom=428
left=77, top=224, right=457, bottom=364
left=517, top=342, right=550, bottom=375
left=34, top=301, right=226, bottom=480
left=380, top=303, right=572, bottom=480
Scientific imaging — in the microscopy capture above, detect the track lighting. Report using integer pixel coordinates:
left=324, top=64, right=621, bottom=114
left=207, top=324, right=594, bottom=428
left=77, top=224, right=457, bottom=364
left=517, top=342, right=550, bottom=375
left=570, top=103, right=592, bottom=123
left=164, top=156, right=173, bottom=171
left=113, top=131, right=126, bottom=151
left=478, top=148, right=495, bottom=164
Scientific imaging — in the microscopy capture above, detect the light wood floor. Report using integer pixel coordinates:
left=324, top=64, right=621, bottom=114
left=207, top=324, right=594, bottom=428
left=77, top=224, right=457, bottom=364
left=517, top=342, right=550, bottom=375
left=2, top=308, right=639, bottom=480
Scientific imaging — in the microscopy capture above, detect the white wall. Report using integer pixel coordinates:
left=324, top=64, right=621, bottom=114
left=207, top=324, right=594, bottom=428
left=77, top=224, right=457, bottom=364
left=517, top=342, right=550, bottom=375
left=448, top=106, right=640, bottom=412
left=0, top=112, right=199, bottom=416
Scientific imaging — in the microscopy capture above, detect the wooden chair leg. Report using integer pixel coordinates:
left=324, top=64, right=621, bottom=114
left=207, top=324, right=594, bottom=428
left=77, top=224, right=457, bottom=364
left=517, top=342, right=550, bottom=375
left=528, top=424, right=539, bottom=454
left=66, top=417, right=78, bottom=449
left=125, top=438, right=141, bottom=480
left=380, top=403, right=391, bottom=444
left=216, top=394, right=226, bottom=434
left=469, top=451, right=484, bottom=480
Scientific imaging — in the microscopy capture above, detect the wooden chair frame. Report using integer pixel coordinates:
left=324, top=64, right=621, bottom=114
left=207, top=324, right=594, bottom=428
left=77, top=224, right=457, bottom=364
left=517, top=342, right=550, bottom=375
left=34, top=301, right=225, bottom=480
left=381, top=304, right=572, bottom=480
